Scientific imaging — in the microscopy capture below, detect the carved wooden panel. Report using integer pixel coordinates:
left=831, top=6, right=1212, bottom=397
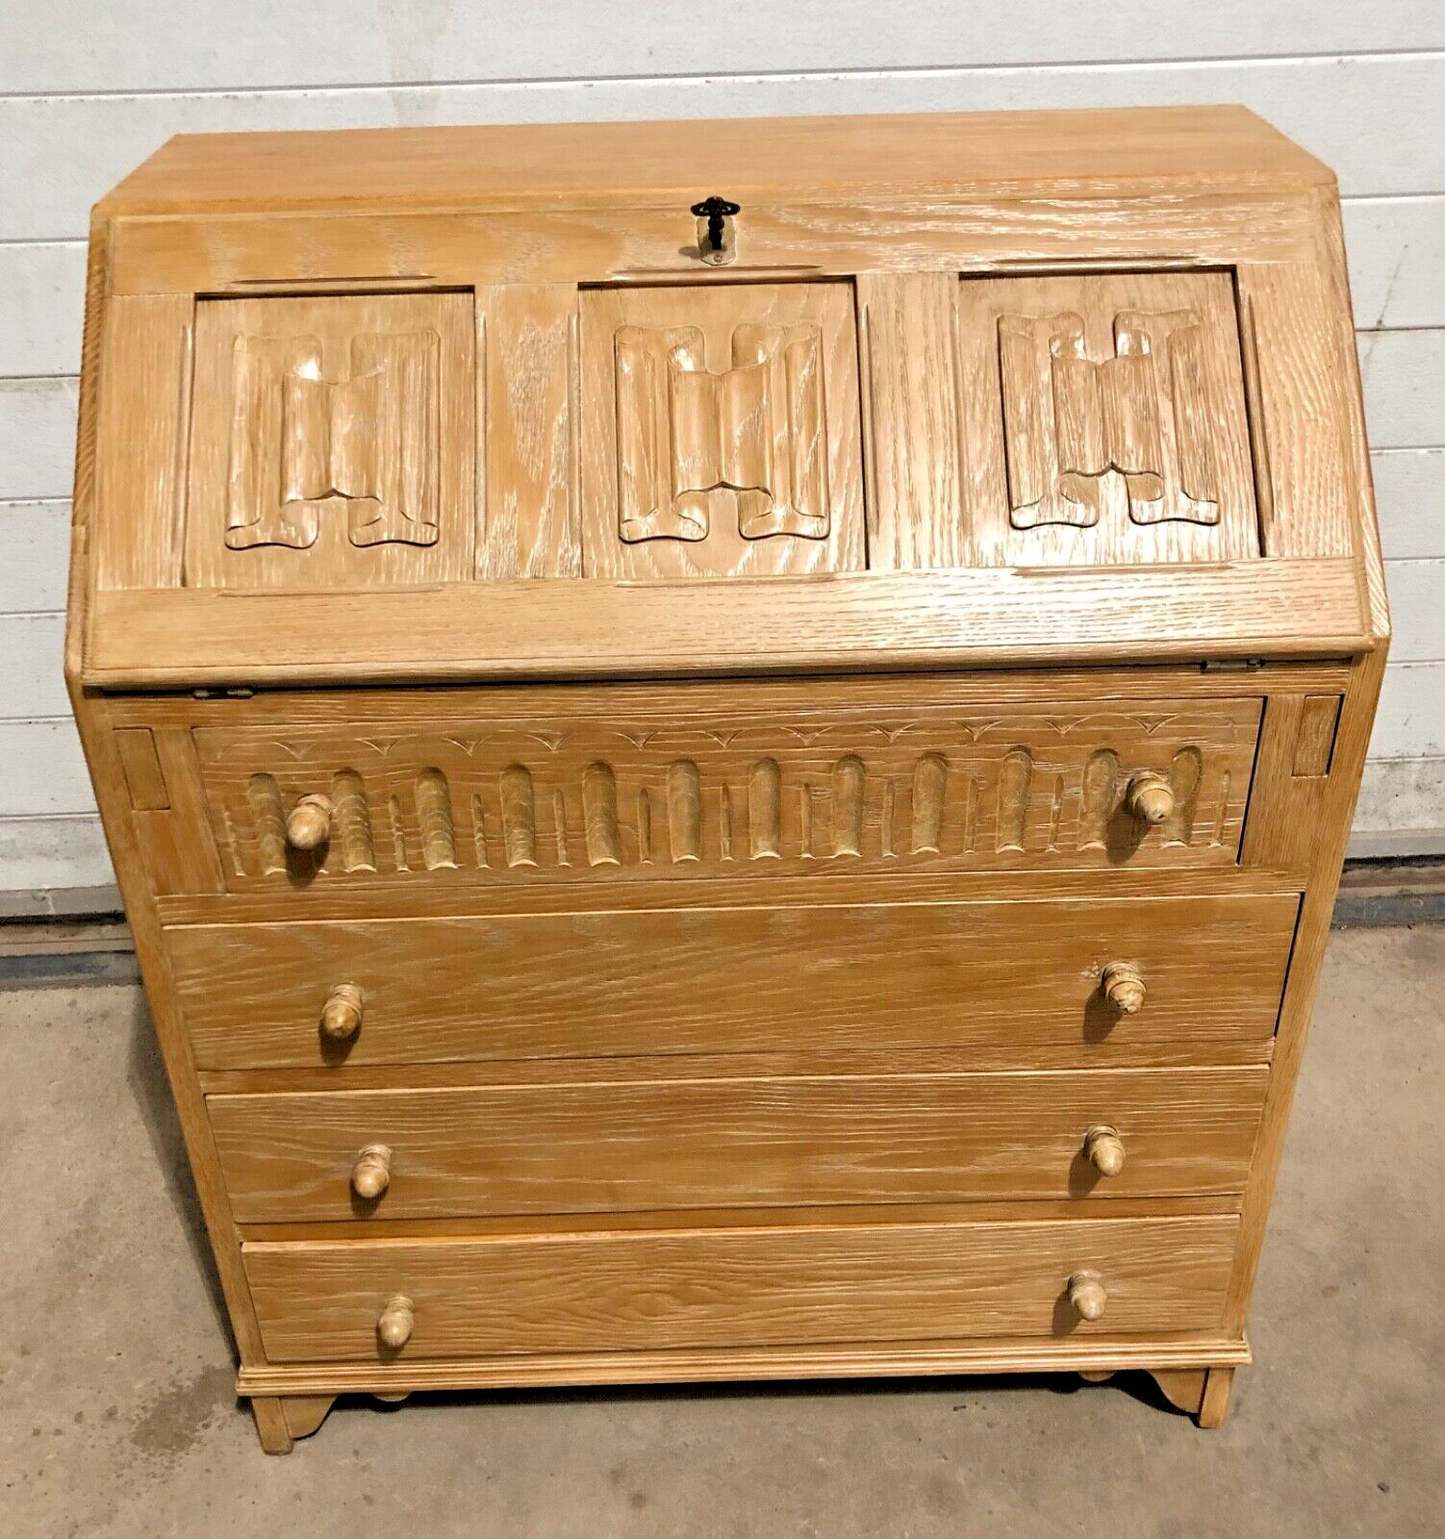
left=185, top=293, right=475, bottom=588
left=958, top=273, right=1259, bottom=566
left=579, top=283, right=865, bottom=578
left=188, top=697, right=1261, bottom=890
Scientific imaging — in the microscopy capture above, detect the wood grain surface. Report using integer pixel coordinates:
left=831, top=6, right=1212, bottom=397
left=208, top=1066, right=1267, bottom=1222
left=243, top=1213, right=1240, bottom=1362
left=167, top=891, right=1297, bottom=1071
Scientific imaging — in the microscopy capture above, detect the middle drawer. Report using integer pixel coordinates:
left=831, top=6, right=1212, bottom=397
left=169, top=892, right=1296, bottom=1071
left=210, top=1066, right=1267, bottom=1223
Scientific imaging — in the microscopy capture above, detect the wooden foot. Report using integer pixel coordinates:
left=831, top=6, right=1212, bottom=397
left=372, top=1391, right=411, bottom=1404
left=1198, top=1367, right=1235, bottom=1429
left=251, top=1396, right=293, bottom=1455
left=1146, top=1367, right=1236, bottom=1427
left=1077, top=1369, right=1116, bottom=1383
left=250, top=1394, right=337, bottom=1454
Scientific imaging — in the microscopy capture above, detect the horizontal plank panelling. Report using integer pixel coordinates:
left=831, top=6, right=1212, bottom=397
left=0, top=378, right=78, bottom=501
left=0, top=613, right=66, bottom=715
left=0, top=503, right=70, bottom=611
left=1358, top=329, right=1445, bottom=449
left=0, top=814, right=112, bottom=892
left=3, top=56, right=1444, bottom=241
left=1370, top=664, right=1445, bottom=760
left=10, top=7, right=1442, bottom=94
left=4, top=207, right=1440, bottom=382
left=0, top=720, right=95, bottom=816
left=1342, top=198, right=1445, bottom=329
left=1379, top=562, right=1445, bottom=663
left=0, top=242, right=87, bottom=379
left=1372, top=450, right=1445, bottom=561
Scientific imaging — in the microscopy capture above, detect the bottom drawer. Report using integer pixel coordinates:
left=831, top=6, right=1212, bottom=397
left=244, top=1215, right=1238, bottom=1363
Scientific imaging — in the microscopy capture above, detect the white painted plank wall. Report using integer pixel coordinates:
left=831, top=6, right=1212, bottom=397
left=1, top=8, right=1441, bottom=903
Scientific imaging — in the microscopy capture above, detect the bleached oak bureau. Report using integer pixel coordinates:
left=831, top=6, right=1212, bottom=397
left=66, top=108, right=1389, bottom=1452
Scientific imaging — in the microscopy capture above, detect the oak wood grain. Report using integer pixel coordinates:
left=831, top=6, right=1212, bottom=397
left=243, top=1214, right=1240, bottom=1362
left=167, top=892, right=1297, bottom=1071
left=208, top=1066, right=1266, bottom=1223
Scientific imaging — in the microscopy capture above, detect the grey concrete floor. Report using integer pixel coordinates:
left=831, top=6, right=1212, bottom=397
left=1, top=925, right=1441, bottom=1538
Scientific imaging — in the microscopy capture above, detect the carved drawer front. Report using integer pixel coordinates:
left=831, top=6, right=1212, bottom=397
left=167, top=892, right=1296, bottom=1071
left=210, top=1066, right=1266, bottom=1224
left=579, top=282, right=865, bottom=578
left=185, top=293, right=475, bottom=589
left=243, top=1214, right=1238, bottom=1362
left=188, top=695, right=1263, bottom=892
left=959, top=271, right=1259, bottom=566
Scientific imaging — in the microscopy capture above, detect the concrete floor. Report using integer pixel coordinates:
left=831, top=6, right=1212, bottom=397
left=1, top=925, right=1440, bottom=1538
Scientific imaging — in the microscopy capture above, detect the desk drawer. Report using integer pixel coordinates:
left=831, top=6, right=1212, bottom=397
left=169, top=892, right=1295, bottom=1072
left=159, top=691, right=1263, bottom=894
left=243, top=1214, right=1239, bottom=1362
left=211, top=1066, right=1266, bottom=1223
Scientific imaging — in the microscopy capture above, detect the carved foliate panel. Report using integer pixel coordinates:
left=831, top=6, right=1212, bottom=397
left=185, top=293, right=474, bottom=588
left=961, top=272, right=1259, bottom=566
left=191, top=697, right=1261, bottom=890
left=580, top=283, right=865, bottom=578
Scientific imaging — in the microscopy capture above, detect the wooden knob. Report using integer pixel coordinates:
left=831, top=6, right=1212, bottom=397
left=351, top=1143, right=392, bottom=1200
left=1084, top=1125, right=1126, bottom=1178
left=285, top=793, right=333, bottom=851
left=1125, top=772, right=1174, bottom=826
left=1068, top=1270, right=1108, bottom=1322
left=319, top=983, right=364, bottom=1041
left=1101, top=962, right=1146, bottom=1015
left=377, top=1295, right=414, bottom=1350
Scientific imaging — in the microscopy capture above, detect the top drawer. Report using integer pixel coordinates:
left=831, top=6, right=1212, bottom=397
left=116, top=689, right=1263, bottom=896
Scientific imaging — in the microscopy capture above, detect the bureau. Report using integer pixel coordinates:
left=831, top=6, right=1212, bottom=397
left=66, top=107, right=1389, bottom=1452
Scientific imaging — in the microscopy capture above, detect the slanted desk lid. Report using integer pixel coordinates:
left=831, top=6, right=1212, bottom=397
left=76, top=109, right=1381, bottom=689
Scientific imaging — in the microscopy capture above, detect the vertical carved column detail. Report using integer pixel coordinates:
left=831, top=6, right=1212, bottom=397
left=831, top=756, right=865, bottom=857
left=583, top=763, right=621, bottom=867
left=667, top=760, right=702, bottom=862
left=414, top=769, right=456, bottom=871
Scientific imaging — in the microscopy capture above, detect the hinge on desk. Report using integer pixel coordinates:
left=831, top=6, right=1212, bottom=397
left=192, top=686, right=256, bottom=699
left=1200, top=658, right=1266, bottom=672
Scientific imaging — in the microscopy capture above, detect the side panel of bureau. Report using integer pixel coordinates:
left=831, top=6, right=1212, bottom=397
left=209, top=1066, right=1268, bottom=1221
left=167, top=893, right=1298, bottom=1071
left=243, top=1214, right=1240, bottom=1362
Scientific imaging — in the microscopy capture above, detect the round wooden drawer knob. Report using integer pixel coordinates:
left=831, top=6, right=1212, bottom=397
left=1125, top=772, right=1174, bottom=826
left=351, top=1143, right=392, bottom=1200
left=319, top=983, right=364, bottom=1041
left=1084, top=1125, right=1126, bottom=1178
left=1068, top=1270, right=1108, bottom=1322
left=1101, top=962, right=1146, bottom=1014
left=377, top=1294, right=414, bottom=1351
left=285, top=793, right=333, bottom=851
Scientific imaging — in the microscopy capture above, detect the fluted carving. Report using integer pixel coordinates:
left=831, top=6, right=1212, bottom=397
left=246, top=774, right=287, bottom=875
left=1080, top=749, right=1120, bottom=849
left=667, top=760, right=702, bottom=863
left=331, top=769, right=376, bottom=873
left=832, top=756, right=864, bottom=857
left=500, top=765, right=537, bottom=868
left=414, top=768, right=456, bottom=870
left=911, top=753, right=947, bottom=854
left=583, top=763, right=621, bottom=867
left=748, top=759, right=782, bottom=859
left=1165, top=747, right=1203, bottom=845
left=206, top=705, right=1255, bottom=882
left=996, top=749, right=1033, bottom=852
